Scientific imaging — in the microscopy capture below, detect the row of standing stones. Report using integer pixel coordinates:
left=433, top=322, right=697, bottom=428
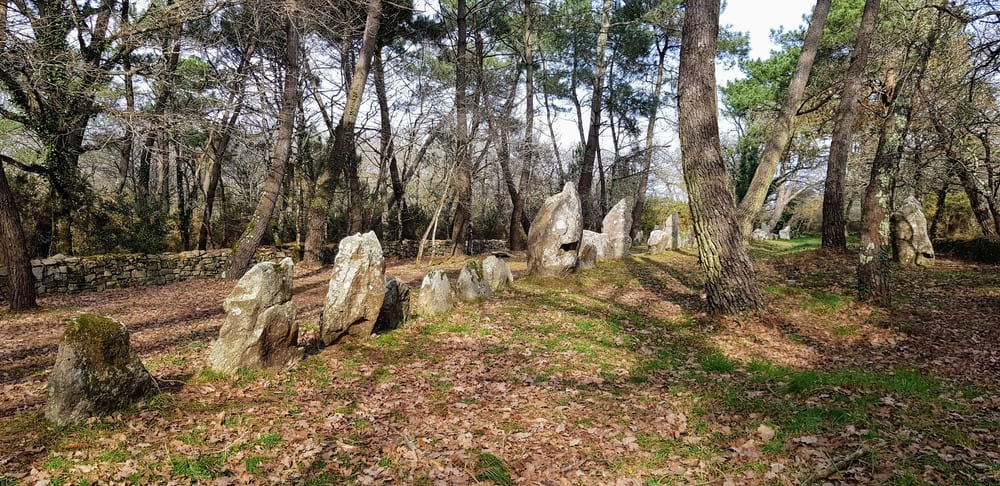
left=42, top=232, right=516, bottom=425
left=45, top=182, right=717, bottom=425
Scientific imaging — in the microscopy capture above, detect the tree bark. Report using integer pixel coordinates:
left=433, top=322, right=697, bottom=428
left=631, top=40, right=669, bottom=238
left=678, top=0, right=763, bottom=314
left=508, top=0, right=534, bottom=251
left=0, top=156, right=38, bottom=311
left=822, top=0, right=880, bottom=249
left=303, top=0, right=383, bottom=262
left=450, top=0, right=472, bottom=255
left=223, top=16, right=300, bottom=279
left=578, top=0, right=612, bottom=230
left=737, top=0, right=830, bottom=235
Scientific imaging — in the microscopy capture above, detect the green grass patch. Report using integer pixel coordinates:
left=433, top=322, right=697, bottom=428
left=474, top=452, right=513, bottom=486
left=170, top=454, right=224, bottom=480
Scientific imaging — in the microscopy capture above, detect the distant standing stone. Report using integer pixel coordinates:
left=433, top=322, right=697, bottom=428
left=45, top=314, right=153, bottom=426
left=669, top=212, right=680, bottom=250
left=319, top=232, right=386, bottom=346
left=527, top=182, right=583, bottom=277
left=210, top=257, right=301, bottom=374
left=416, top=269, right=455, bottom=315
left=892, top=195, right=935, bottom=266
left=375, top=277, right=411, bottom=332
left=482, top=255, right=513, bottom=291
left=778, top=226, right=792, bottom=240
left=751, top=228, right=770, bottom=241
left=648, top=230, right=671, bottom=254
left=455, top=260, right=493, bottom=302
left=602, top=198, right=632, bottom=258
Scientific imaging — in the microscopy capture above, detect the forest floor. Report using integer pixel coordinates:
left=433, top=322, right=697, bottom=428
left=0, top=238, right=998, bottom=484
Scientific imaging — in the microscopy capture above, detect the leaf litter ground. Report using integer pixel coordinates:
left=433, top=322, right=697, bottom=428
left=0, top=239, right=997, bottom=484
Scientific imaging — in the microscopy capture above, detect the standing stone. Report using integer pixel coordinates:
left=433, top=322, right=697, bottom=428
left=751, top=228, right=770, bottom=241
left=482, top=255, right=513, bottom=291
left=601, top=198, right=632, bottom=258
left=210, top=258, right=301, bottom=374
left=455, top=260, right=492, bottom=302
left=634, top=230, right=644, bottom=245
left=416, top=269, right=455, bottom=315
left=669, top=212, right=680, bottom=250
left=375, top=277, right=411, bottom=332
left=778, top=226, right=792, bottom=240
left=648, top=230, right=670, bottom=254
left=527, top=182, right=583, bottom=277
left=582, top=230, right=611, bottom=261
left=319, top=232, right=386, bottom=346
left=45, top=314, right=153, bottom=426
left=891, top=195, right=935, bottom=266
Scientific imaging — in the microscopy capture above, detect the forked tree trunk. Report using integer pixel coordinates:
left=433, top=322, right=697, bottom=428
left=303, top=0, right=383, bottom=262
left=509, top=0, right=534, bottom=251
left=450, top=0, right=472, bottom=255
left=0, top=156, right=38, bottom=311
left=677, top=0, right=763, bottom=314
left=822, top=0, right=880, bottom=249
left=578, top=0, right=612, bottom=230
left=223, top=17, right=300, bottom=279
left=631, top=41, right=669, bottom=238
left=736, top=0, right=830, bottom=235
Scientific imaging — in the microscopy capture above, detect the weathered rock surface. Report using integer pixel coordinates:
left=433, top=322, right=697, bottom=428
left=45, top=314, right=153, bottom=426
left=319, top=232, right=386, bottom=345
left=751, top=228, right=770, bottom=241
left=892, top=196, right=935, bottom=266
left=634, top=230, right=644, bottom=245
left=668, top=212, right=680, bottom=250
left=602, top=199, right=632, bottom=258
left=778, top=226, right=792, bottom=240
left=482, top=255, right=513, bottom=291
left=416, top=269, right=455, bottom=315
left=456, top=260, right=493, bottom=302
left=375, top=277, right=411, bottom=332
left=579, top=230, right=611, bottom=269
left=209, top=257, right=301, bottom=374
left=648, top=230, right=671, bottom=254
left=527, top=182, right=583, bottom=276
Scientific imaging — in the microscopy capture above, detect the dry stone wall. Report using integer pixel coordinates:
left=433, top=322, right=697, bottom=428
left=380, top=239, right=508, bottom=259
left=0, top=248, right=285, bottom=299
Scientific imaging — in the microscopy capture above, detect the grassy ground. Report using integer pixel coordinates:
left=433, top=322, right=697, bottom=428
left=0, top=239, right=997, bottom=484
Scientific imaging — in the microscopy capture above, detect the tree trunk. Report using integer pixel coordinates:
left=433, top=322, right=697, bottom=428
left=857, top=116, right=899, bottom=305
left=578, top=0, right=612, bottom=230
left=928, top=182, right=948, bottom=239
left=736, top=0, right=830, bottom=234
left=450, top=0, right=472, bottom=255
left=0, top=156, right=38, bottom=311
left=509, top=0, right=534, bottom=251
left=223, top=17, right=300, bottom=279
left=303, top=0, right=383, bottom=261
left=632, top=42, right=669, bottom=238
left=678, top=0, right=763, bottom=314
left=822, top=0, right=880, bottom=249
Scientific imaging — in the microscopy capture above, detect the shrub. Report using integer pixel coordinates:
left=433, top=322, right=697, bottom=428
left=933, top=237, right=1000, bottom=264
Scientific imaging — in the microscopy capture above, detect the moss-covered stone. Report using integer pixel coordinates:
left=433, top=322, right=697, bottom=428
left=45, top=314, right=152, bottom=426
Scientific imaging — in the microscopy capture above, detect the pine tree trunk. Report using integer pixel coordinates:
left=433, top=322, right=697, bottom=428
left=737, top=0, right=830, bottom=235
left=822, top=0, right=880, bottom=249
left=578, top=0, right=612, bottom=230
left=631, top=42, right=668, bottom=238
left=450, top=0, right=472, bottom=255
left=223, top=17, right=300, bottom=279
left=678, top=0, right=762, bottom=314
left=509, top=0, right=534, bottom=251
left=0, top=156, right=38, bottom=311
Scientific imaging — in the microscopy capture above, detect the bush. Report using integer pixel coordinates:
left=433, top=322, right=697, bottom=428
left=933, top=237, right=1000, bottom=264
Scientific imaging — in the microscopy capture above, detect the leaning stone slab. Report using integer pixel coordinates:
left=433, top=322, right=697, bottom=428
left=527, top=182, right=583, bottom=277
left=482, top=255, right=513, bottom=291
left=892, top=195, right=935, bottom=266
left=602, top=198, right=632, bottom=258
left=375, top=277, right=411, bottom=332
left=45, top=314, right=153, bottom=426
left=319, top=232, right=386, bottom=346
left=416, top=269, right=455, bottom=315
left=209, top=257, right=301, bottom=374
left=455, top=260, right=492, bottom=302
